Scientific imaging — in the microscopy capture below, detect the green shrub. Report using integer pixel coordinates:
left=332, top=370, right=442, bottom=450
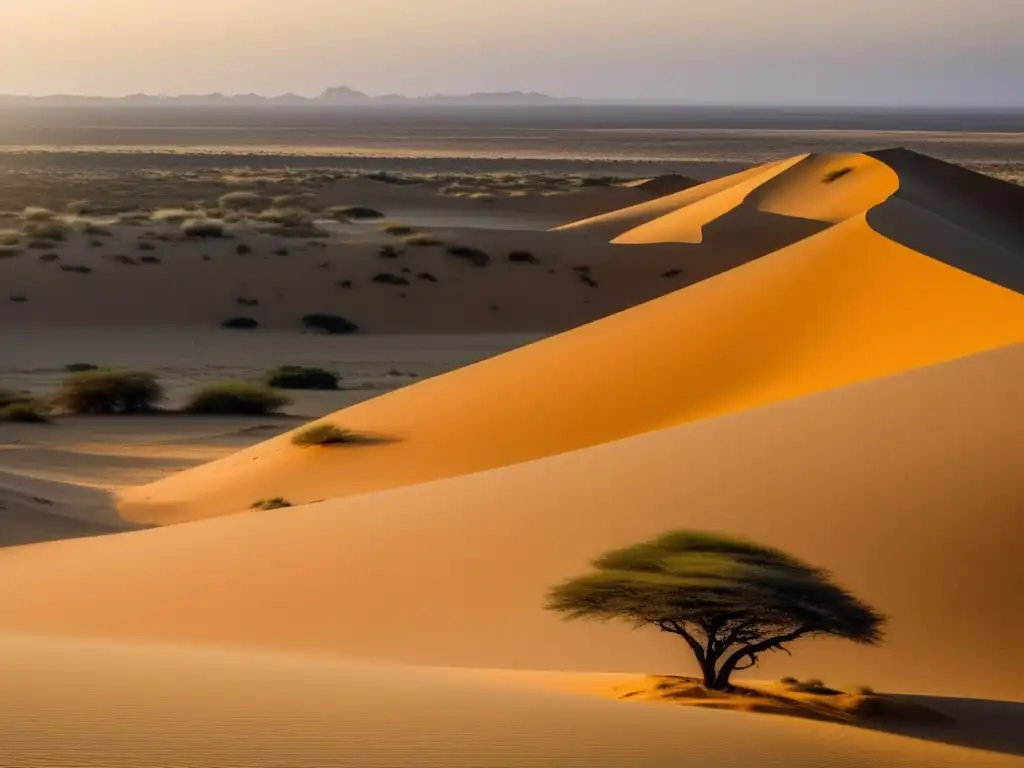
left=181, top=218, right=228, bottom=238
left=251, top=497, right=292, bottom=511
left=0, top=401, right=51, bottom=423
left=265, top=365, right=339, bottom=390
left=447, top=245, right=490, bottom=267
left=301, top=313, right=360, bottom=334
left=219, top=191, right=271, bottom=211
left=52, top=369, right=163, bottom=414
left=291, top=423, right=361, bottom=447
left=183, top=381, right=290, bottom=415
left=221, top=316, right=260, bottom=330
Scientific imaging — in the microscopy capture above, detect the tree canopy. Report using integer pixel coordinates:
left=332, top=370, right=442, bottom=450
left=545, top=530, right=886, bottom=690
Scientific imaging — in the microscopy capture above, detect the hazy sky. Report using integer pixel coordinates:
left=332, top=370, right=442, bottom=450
left=2, top=0, right=1021, bottom=106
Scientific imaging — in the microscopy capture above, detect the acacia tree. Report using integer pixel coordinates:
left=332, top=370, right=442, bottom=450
left=545, top=531, right=885, bottom=690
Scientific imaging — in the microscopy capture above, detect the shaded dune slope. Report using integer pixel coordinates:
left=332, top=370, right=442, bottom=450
left=3, top=345, right=1021, bottom=700
left=0, top=470, right=122, bottom=547
left=1, top=634, right=1009, bottom=768
left=118, top=211, right=1024, bottom=523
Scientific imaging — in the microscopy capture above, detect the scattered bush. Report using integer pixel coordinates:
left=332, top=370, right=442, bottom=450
left=372, top=272, right=410, bottom=286
left=508, top=250, right=539, bottom=264
left=405, top=234, right=443, bottom=247
left=416, top=272, right=438, bottom=282
left=579, top=273, right=598, bottom=287
left=266, top=365, right=339, bottom=390
left=378, top=245, right=403, bottom=259
left=301, top=313, right=360, bottom=334
left=181, top=218, right=228, bottom=238
left=661, top=268, right=682, bottom=278
left=150, top=208, right=196, bottom=223
left=112, top=254, right=139, bottom=265
left=338, top=279, right=353, bottom=289
left=291, top=423, right=361, bottom=447
left=271, top=193, right=318, bottom=210
left=81, top=223, right=112, bottom=236
left=254, top=207, right=312, bottom=227
left=59, top=264, right=93, bottom=274
left=251, top=497, right=293, bottom=511
left=329, top=205, right=384, bottom=220
left=65, top=363, right=98, bottom=372
left=183, top=381, right=290, bottom=415
left=273, top=246, right=290, bottom=256
left=382, top=224, right=415, bottom=236
left=779, top=677, right=799, bottom=686
left=221, top=316, right=260, bottom=330
left=137, top=240, right=156, bottom=251
left=20, top=206, right=56, bottom=221
left=52, top=369, right=163, bottom=414
left=39, top=252, right=59, bottom=262
left=236, top=243, right=253, bottom=255
left=22, top=221, right=70, bottom=241
left=9, top=294, right=27, bottom=303
left=0, top=246, right=20, bottom=258
left=219, top=191, right=271, bottom=211
left=27, top=239, right=60, bottom=249
left=0, top=401, right=50, bottom=423
left=823, top=167, right=854, bottom=184
left=446, top=245, right=490, bottom=267
left=139, top=255, right=161, bottom=264
left=235, top=297, right=260, bottom=307
left=853, top=685, right=876, bottom=696
left=89, top=240, right=104, bottom=248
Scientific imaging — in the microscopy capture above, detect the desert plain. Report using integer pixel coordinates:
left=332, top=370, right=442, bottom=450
left=0, top=107, right=1022, bottom=767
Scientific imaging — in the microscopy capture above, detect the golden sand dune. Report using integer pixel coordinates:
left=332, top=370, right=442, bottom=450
left=117, top=203, right=1024, bottom=523
left=3, top=345, right=1020, bottom=701
left=2, top=634, right=1010, bottom=768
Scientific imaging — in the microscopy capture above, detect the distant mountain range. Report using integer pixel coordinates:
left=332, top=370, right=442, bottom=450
left=0, top=86, right=584, bottom=107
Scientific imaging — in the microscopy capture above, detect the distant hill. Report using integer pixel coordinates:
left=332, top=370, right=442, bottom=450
left=0, top=86, right=581, bottom=107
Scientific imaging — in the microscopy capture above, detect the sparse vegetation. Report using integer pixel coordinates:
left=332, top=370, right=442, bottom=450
left=112, top=254, right=139, bottom=265
left=265, top=365, right=339, bottom=390
left=301, top=313, right=360, bottom=334
left=20, top=206, right=57, bottom=221
left=291, top=423, right=361, bottom=447
left=236, top=243, right=253, bottom=255
left=65, top=363, right=98, bottom=372
left=39, top=252, right=59, bottom=262
left=405, top=234, right=443, bottom=247
left=52, top=369, right=163, bottom=415
left=22, top=221, right=70, bottom=241
left=447, top=245, right=491, bottom=267
left=546, top=530, right=886, bottom=691
left=661, top=268, right=682, bottom=278
left=0, top=246, right=20, bottom=258
left=823, top=167, right=854, bottom=184
left=372, top=272, right=411, bottom=286
left=181, top=218, right=228, bottom=238
left=416, top=272, right=438, bottom=282
left=137, top=240, right=157, bottom=251
left=378, top=245, right=403, bottom=259
left=0, top=401, right=51, bottom=423
left=382, top=224, right=415, bottom=236
left=338, top=279, right=353, bottom=289
left=9, top=294, right=27, bottom=303
left=251, top=497, right=293, bottom=511
left=219, top=191, right=271, bottom=211
left=328, top=205, right=385, bottom=220
left=59, top=264, right=93, bottom=274
left=235, top=297, right=260, bottom=307
left=150, top=208, right=196, bottom=223
left=184, top=381, right=289, bottom=415
left=139, top=255, right=161, bottom=264
left=508, top=250, right=539, bottom=264
left=221, top=316, right=260, bottom=330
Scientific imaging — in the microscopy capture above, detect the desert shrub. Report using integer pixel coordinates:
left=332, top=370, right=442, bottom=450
left=823, top=167, right=854, bottom=184
left=59, top=264, right=93, bottom=274
left=9, top=294, right=27, bottom=303
left=0, top=246, right=20, bottom=258
left=273, top=246, right=290, bottom=256
left=137, top=240, right=156, bottom=251
left=65, top=363, right=98, bottom=372
left=183, top=381, right=289, bottom=415
left=65, top=200, right=94, bottom=215
left=291, top=423, right=360, bottom=447
left=235, top=297, right=259, bottom=307
left=221, top=316, right=260, bottom=329
left=271, top=193, right=318, bottom=210
left=112, top=254, right=139, bottom=265
left=263, top=223, right=329, bottom=239
left=416, top=272, right=438, bottom=282
left=338, top=279, right=353, bottom=289
left=255, top=207, right=312, bottom=226
left=405, top=234, right=443, bottom=247
left=661, top=268, right=683, bottom=278
left=81, top=223, right=112, bottom=236
left=382, top=224, right=415, bottom=236
left=139, top=255, right=161, bottom=264
left=779, top=677, right=799, bottom=686
left=372, top=272, right=410, bottom=286
left=118, top=211, right=151, bottom=225
left=181, top=218, right=228, bottom=238
left=265, top=365, right=339, bottom=390
left=508, top=250, right=539, bottom=264
left=579, top=273, right=598, bottom=287
left=20, top=206, right=56, bottom=221
left=89, top=239, right=104, bottom=248
left=0, top=388, right=24, bottom=408
left=22, top=221, right=70, bottom=241
left=329, top=205, right=384, bottom=220
left=446, top=245, right=490, bottom=267
left=852, top=685, right=876, bottom=696
left=301, top=313, right=360, bottom=334
left=378, top=245, right=402, bottom=259
left=251, top=497, right=293, bottom=511
left=236, top=243, right=252, bottom=255
left=151, top=208, right=197, bottom=223
left=39, top=252, right=59, bottom=262
left=0, top=401, right=50, bottom=423
left=0, top=232, right=20, bottom=246
left=219, top=191, right=271, bottom=211
left=52, top=369, right=163, bottom=414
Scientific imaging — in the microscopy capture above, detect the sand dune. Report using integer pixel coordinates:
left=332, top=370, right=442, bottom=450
left=2, top=345, right=1020, bottom=701
left=2, top=634, right=1010, bottom=768
left=117, top=201, right=1024, bottom=523
left=0, top=470, right=125, bottom=546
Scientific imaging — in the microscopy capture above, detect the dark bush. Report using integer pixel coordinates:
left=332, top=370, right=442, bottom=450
left=331, top=205, right=385, bottom=220
left=236, top=243, right=253, bottom=255
left=0, top=401, right=51, bottom=423
left=59, top=264, right=93, bottom=274
left=184, top=381, right=289, bottom=415
left=417, top=272, right=438, bottom=282
left=378, top=245, right=403, bottom=259
left=52, top=369, right=163, bottom=414
left=301, top=313, right=360, bottom=334
left=291, top=423, right=361, bottom=447
left=372, top=272, right=410, bottom=286
left=382, top=224, right=415, bottom=236
left=405, top=234, right=443, bottom=247
left=338, top=279, right=353, bottom=289
left=265, top=365, right=339, bottom=390
left=137, top=240, right=157, bottom=251
left=221, top=316, right=260, bottom=329
left=251, top=497, right=292, bottom=511
left=508, top=250, right=540, bottom=264
left=447, top=245, right=490, bottom=267
left=661, top=268, right=682, bottom=278
left=65, top=363, right=98, bottom=372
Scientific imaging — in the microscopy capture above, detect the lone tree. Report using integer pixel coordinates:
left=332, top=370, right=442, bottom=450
left=545, top=531, right=885, bottom=690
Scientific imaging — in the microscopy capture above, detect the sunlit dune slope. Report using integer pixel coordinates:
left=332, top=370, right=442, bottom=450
left=118, top=212, right=1024, bottom=523
left=4, top=345, right=1021, bottom=700
left=1, top=635, right=1008, bottom=768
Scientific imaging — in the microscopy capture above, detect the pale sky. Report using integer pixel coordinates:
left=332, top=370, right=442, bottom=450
left=2, top=0, right=1021, bottom=106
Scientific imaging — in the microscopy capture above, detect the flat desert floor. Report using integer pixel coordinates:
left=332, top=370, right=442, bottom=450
left=0, top=114, right=1022, bottom=767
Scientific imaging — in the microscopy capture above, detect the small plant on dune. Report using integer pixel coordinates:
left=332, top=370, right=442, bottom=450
left=81, top=223, right=113, bottom=237
left=446, top=244, right=490, bottom=267
left=823, top=167, right=854, bottom=184
left=52, top=369, right=163, bottom=415
left=221, top=316, right=260, bottom=330
left=405, top=234, right=443, bottom=247
left=0, top=232, right=20, bottom=246
left=140, top=255, right=161, bottom=264
left=251, top=497, right=293, bottom=511
left=779, top=676, right=799, bottom=686
left=254, top=207, right=313, bottom=227
left=265, top=365, right=339, bottom=391
left=507, top=250, right=539, bottom=264
left=112, top=254, right=139, bottom=265
left=372, top=272, right=410, bottom=286
left=184, top=381, right=290, bottom=416
left=329, top=205, right=385, bottom=220
left=65, top=200, right=94, bottom=215
left=546, top=530, right=886, bottom=691
left=301, top=313, right=360, bottom=335
left=181, top=218, right=228, bottom=239
left=219, top=191, right=271, bottom=212
left=0, top=400, right=51, bottom=423
left=263, top=223, right=330, bottom=239
left=235, top=296, right=260, bottom=307
left=291, top=423, right=361, bottom=447
left=852, top=685, right=876, bottom=696
left=381, top=224, right=415, bottom=236
left=19, top=206, right=57, bottom=221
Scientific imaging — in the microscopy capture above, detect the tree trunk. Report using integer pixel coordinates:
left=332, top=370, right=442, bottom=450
left=700, top=658, right=716, bottom=688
